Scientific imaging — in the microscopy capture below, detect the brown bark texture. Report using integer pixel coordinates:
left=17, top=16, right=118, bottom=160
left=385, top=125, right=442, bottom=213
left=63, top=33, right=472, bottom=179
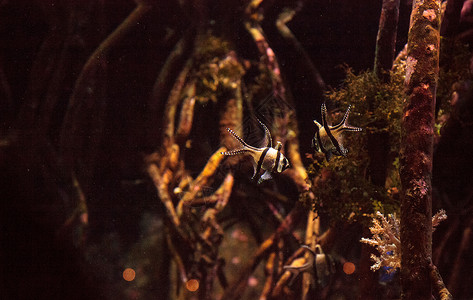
left=400, top=0, right=441, bottom=299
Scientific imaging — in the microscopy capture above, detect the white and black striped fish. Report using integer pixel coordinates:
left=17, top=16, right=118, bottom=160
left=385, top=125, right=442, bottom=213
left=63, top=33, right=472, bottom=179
left=312, top=104, right=362, bottom=161
left=221, top=119, right=290, bottom=184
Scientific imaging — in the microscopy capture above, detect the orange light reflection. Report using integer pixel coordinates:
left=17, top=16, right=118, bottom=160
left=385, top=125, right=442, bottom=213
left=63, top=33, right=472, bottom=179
left=123, top=268, right=136, bottom=281
left=343, top=262, right=356, bottom=275
left=186, top=279, right=199, bottom=292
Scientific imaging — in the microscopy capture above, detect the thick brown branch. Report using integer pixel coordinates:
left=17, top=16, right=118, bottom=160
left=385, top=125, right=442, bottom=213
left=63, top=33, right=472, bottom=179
left=400, top=1, right=441, bottom=299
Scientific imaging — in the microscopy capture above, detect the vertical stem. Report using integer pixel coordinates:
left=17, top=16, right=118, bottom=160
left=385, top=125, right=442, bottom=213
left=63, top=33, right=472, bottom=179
left=438, top=0, right=465, bottom=113
left=362, top=2, right=400, bottom=296
left=440, top=0, right=464, bottom=38
left=374, top=0, right=401, bottom=82
left=446, top=216, right=473, bottom=295
left=400, top=1, right=440, bottom=299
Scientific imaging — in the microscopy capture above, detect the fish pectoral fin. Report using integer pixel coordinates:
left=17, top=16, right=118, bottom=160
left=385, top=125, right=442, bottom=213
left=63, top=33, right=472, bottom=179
left=338, top=144, right=348, bottom=156
left=257, top=170, right=273, bottom=184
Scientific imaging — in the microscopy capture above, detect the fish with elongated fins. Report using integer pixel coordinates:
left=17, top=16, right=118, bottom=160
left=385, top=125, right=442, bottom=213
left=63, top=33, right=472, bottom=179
left=312, top=104, right=362, bottom=161
left=222, top=119, right=290, bottom=184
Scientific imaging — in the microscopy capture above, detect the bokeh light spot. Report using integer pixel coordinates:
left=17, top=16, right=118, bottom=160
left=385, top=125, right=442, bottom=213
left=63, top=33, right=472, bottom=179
left=343, top=262, right=356, bottom=275
left=123, top=268, right=136, bottom=281
left=186, top=279, right=199, bottom=292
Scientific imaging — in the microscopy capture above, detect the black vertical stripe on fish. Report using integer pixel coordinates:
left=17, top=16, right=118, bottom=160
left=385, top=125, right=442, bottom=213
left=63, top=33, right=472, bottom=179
left=272, top=148, right=282, bottom=173
left=321, top=103, right=343, bottom=154
left=323, top=123, right=344, bottom=156
left=255, top=147, right=270, bottom=178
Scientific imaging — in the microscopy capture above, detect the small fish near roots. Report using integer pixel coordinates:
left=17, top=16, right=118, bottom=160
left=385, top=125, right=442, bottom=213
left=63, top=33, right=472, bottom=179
left=221, top=119, right=290, bottom=184
left=312, top=103, right=362, bottom=161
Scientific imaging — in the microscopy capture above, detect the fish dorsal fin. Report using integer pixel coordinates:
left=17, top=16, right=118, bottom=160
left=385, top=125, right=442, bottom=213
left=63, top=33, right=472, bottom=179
left=226, top=128, right=258, bottom=151
left=321, top=103, right=329, bottom=128
left=256, top=118, right=273, bottom=148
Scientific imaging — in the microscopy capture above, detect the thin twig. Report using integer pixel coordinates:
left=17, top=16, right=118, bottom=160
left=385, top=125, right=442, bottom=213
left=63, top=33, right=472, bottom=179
left=60, top=3, right=152, bottom=161
left=163, top=59, right=193, bottom=146
left=177, top=147, right=227, bottom=215
left=275, top=2, right=325, bottom=91
left=222, top=204, right=305, bottom=300
left=430, top=259, right=453, bottom=300
left=147, top=163, right=180, bottom=227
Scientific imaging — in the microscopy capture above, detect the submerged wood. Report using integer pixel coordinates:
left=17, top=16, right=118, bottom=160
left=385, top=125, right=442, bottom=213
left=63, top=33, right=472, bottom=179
left=400, top=1, right=440, bottom=299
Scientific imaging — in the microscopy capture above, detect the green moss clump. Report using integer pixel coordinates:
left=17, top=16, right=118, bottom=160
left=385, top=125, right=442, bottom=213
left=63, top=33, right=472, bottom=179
left=194, top=34, right=245, bottom=103
left=304, top=66, right=405, bottom=224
